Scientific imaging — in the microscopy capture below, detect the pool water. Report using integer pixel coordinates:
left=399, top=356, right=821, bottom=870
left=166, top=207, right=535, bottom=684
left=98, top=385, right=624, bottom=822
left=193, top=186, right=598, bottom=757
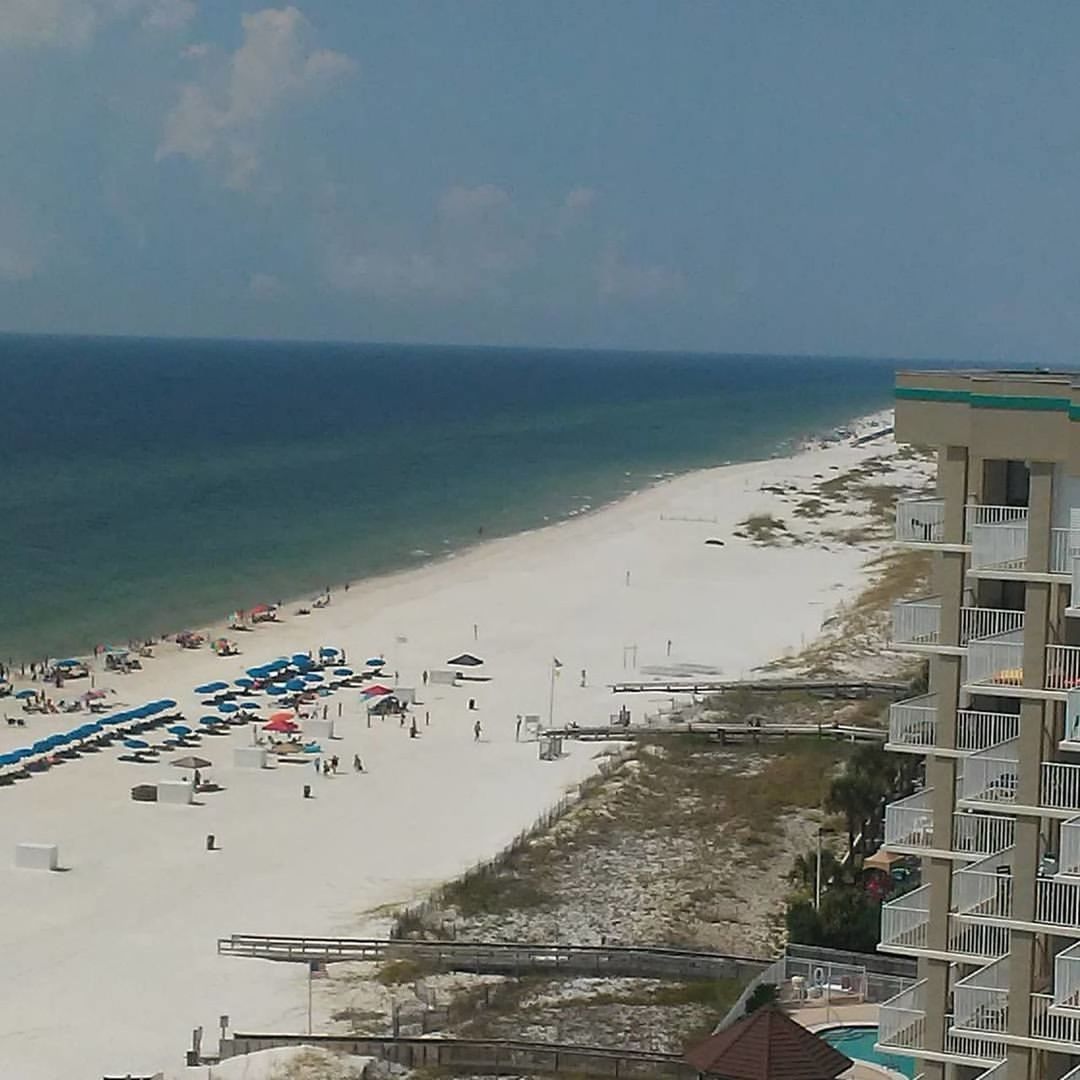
left=818, top=1026, right=916, bottom=1078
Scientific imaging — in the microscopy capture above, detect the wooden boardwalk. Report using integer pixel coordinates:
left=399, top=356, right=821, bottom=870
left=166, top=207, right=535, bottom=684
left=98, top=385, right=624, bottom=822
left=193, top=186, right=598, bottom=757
left=546, top=721, right=886, bottom=743
left=216, top=1032, right=696, bottom=1079
left=217, top=934, right=768, bottom=982
left=609, top=677, right=909, bottom=697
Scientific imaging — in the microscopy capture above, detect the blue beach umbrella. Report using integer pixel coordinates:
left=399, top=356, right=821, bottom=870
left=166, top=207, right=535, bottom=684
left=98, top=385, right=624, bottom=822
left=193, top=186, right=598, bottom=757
left=237, top=700, right=261, bottom=710
left=291, top=652, right=312, bottom=664
left=217, top=702, right=239, bottom=714
left=0, top=752, right=22, bottom=766
left=198, top=715, right=223, bottom=726
left=365, top=657, right=385, bottom=668
left=320, top=646, right=340, bottom=657
left=168, top=724, right=193, bottom=736
left=14, top=689, right=35, bottom=699
left=265, top=686, right=286, bottom=696
left=194, top=681, right=228, bottom=695
left=303, top=673, right=323, bottom=683
left=234, top=677, right=255, bottom=688
left=31, top=738, right=57, bottom=754
left=285, top=678, right=306, bottom=691
left=123, top=738, right=149, bottom=750
left=102, top=711, right=131, bottom=726
left=333, top=668, right=354, bottom=676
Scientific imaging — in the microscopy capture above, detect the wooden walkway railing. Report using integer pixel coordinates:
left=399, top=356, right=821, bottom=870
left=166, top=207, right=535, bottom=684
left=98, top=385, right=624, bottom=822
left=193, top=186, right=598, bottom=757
left=216, top=1032, right=697, bottom=1079
left=608, top=678, right=909, bottom=697
left=546, top=722, right=886, bottom=743
left=217, top=935, right=768, bottom=981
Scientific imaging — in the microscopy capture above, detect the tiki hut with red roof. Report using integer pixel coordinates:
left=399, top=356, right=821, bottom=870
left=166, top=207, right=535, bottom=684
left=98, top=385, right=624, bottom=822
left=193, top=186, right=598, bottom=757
left=685, top=1007, right=853, bottom=1080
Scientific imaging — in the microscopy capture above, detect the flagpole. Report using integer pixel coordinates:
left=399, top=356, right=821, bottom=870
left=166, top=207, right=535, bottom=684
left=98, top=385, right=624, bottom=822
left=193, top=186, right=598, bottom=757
left=548, top=661, right=557, bottom=727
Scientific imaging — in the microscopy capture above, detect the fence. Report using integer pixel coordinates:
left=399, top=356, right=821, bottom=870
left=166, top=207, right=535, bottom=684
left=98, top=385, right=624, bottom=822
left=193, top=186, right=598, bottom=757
left=216, top=1033, right=697, bottom=1079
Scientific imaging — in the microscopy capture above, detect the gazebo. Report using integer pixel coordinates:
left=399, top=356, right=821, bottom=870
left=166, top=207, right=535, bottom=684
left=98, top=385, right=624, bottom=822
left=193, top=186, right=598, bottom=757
left=685, top=1006, right=853, bottom=1080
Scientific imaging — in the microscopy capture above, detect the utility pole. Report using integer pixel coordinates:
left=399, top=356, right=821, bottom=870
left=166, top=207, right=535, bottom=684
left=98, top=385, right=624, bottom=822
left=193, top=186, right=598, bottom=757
left=815, top=825, right=823, bottom=910
left=547, top=661, right=557, bottom=726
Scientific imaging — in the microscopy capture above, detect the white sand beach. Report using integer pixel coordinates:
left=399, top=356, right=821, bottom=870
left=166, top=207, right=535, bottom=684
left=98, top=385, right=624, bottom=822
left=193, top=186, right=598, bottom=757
left=0, top=410, right=924, bottom=1080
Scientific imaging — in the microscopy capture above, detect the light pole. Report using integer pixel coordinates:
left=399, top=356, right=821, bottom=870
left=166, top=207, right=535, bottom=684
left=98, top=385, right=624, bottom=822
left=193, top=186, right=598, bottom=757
left=547, top=661, right=557, bottom=727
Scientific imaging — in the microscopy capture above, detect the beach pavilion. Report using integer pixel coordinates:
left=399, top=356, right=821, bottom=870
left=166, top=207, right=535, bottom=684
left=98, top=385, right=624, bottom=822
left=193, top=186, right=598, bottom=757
left=684, top=1006, right=852, bottom=1080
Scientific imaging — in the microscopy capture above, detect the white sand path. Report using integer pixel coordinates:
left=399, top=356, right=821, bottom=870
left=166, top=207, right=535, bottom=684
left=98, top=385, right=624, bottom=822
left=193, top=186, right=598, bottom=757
left=0, top=414, right=909, bottom=1079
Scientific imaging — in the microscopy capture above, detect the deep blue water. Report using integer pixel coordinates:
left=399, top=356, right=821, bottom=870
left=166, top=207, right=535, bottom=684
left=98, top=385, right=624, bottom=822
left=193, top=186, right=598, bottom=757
left=0, top=335, right=903, bottom=660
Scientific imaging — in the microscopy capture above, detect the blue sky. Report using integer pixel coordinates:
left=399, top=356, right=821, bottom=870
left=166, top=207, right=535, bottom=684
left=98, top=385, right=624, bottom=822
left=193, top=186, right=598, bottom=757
left=0, top=2, right=1077, bottom=359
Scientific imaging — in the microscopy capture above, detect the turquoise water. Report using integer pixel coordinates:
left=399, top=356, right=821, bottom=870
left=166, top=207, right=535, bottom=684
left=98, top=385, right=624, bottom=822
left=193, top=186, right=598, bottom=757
left=819, top=1025, right=916, bottom=1078
left=0, top=335, right=909, bottom=661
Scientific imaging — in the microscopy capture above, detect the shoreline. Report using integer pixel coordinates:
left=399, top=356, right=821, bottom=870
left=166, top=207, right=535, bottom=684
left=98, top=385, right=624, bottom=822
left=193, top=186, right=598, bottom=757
left=10, top=406, right=894, bottom=676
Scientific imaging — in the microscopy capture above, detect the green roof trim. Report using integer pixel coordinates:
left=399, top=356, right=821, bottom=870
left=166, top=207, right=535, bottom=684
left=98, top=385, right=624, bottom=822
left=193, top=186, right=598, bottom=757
left=896, top=386, right=1076, bottom=416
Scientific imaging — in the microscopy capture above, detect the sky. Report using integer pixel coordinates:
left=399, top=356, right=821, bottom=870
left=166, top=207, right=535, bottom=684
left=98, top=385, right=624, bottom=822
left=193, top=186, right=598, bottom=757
left=0, top=2, right=1077, bottom=360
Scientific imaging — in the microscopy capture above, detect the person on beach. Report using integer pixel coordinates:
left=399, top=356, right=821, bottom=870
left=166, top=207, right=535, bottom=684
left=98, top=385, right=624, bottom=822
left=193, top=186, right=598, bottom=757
left=353, top=754, right=363, bottom=772
left=425, top=710, right=430, bottom=726
left=330, top=755, right=339, bottom=773
left=422, top=670, right=428, bottom=686
left=515, top=716, right=521, bottom=741
left=322, top=760, right=331, bottom=776
left=409, top=719, right=418, bottom=738
left=474, top=719, right=482, bottom=741
left=313, top=757, right=321, bottom=775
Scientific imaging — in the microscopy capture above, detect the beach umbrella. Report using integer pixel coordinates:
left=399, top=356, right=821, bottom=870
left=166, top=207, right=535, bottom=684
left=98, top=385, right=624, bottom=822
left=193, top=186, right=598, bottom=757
left=171, top=755, right=212, bottom=770
left=102, top=711, right=131, bottom=726
left=158, top=699, right=178, bottom=709
left=333, top=668, right=354, bottom=676
left=167, top=724, right=193, bottom=737
left=365, top=657, right=385, bottom=668
left=291, top=653, right=312, bottom=664
left=0, top=752, right=22, bottom=766
left=263, top=715, right=299, bottom=733
left=234, top=677, right=255, bottom=688
left=194, top=681, right=228, bottom=695
left=285, top=678, right=306, bottom=691
left=81, top=689, right=107, bottom=701
left=123, top=738, right=150, bottom=750
left=320, top=647, right=341, bottom=658
left=265, top=686, right=287, bottom=696
left=363, top=684, right=393, bottom=697
left=217, top=702, right=240, bottom=714
left=14, top=689, right=35, bottom=699
left=237, top=700, right=261, bottom=710
left=447, top=653, right=484, bottom=666
left=31, top=738, right=57, bottom=754
left=198, top=715, right=222, bottom=726
left=303, top=673, right=323, bottom=683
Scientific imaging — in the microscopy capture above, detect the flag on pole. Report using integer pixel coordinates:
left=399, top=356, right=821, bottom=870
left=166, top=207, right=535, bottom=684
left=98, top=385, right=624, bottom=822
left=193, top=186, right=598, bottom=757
left=553, top=657, right=563, bottom=677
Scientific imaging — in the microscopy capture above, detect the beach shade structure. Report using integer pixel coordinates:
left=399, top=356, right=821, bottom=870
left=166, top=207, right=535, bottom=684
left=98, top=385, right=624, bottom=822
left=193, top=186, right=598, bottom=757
left=234, top=677, right=256, bottom=689
left=363, top=684, right=393, bottom=697
left=171, top=755, right=212, bottom=770
left=285, top=678, right=307, bottom=691
left=0, top=751, right=24, bottom=767
left=684, top=1006, right=852, bottom=1080
left=31, top=737, right=61, bottom=754
left=148, top=699, right=177, bottom=713
left=319, top=647, right=341, bottom=658
left=102, top=711, right=131, bottom=726
left=333, top=668, right=354, bottom=677
left=302, top=673, right=324, bottom=683
left=364, top=657, right=385, bottom=668
left=237, top=699, right=261, bottom=710
left=447, top=653, right=484, bottom=667
left=194, top=681, right=229, bottom=695
left=198, top=715, right=223, bottom=726
left=167, top=724, right=194, bottom=737
left=123, top=738, right=150, bottom=750
left=263, top=715, right=299, bottom=734
left=14, top=689, right=36, bottom=699
left=217, top=702, right=240, bottom=714
left=265, top=686, right=287, bottom=697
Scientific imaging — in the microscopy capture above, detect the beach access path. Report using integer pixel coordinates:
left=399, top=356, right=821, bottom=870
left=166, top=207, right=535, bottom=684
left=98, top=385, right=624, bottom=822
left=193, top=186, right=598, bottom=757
left=0, top=410, right=926, bottom=1080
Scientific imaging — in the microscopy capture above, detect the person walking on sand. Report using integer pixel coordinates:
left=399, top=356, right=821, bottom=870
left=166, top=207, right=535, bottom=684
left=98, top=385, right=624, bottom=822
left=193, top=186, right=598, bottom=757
left=313, top=757, right=321, bottom=775
left=353, top=754, right=363, bottom=772
left=515, top=715, right=521, bottom=741
left=330, top=754, right=339, bottom=773
left=425, top=710, right=430, bottom=726
left=410, top=718, right=418, bottom=738
left=422, top=670, right=428, bottom=686
left=474, top=719, right=482, bottom=741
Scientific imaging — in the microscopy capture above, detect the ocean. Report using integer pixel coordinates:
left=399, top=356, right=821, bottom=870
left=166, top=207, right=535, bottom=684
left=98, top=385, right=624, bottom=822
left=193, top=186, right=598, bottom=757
left=0, top=335, right=903, bottom=661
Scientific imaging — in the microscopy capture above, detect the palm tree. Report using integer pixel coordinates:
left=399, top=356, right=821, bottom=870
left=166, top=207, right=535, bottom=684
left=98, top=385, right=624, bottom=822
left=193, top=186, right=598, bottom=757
left=789, top=847, right=843, bottom=893
left=826, top=772, right=879, bottom=856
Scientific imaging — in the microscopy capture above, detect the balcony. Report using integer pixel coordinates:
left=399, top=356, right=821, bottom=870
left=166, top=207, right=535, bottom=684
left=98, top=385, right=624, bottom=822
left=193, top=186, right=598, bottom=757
left=970, top=518, right=1028, bottom=573
left=965, top=631, right=1025, bottom=692
left=887, top=694, right=937, bottom=753
left=948, top=915, right=1010, bottom=963
left=896, top=497, right=948, bottom=545
left=1032, top=992, right=1080, bottom=1048
left=880, top=883, right=931, bottom=952
left=1035, top=875, right=1080, bottom=933
left=877, top=980, right=926, bottom=1053
left=957, top=708, right=1021, bottom=753
left=953, top=957, right=1010, bottom=1037
left=884, top=790, right=934, bottom=852
left=1053, top=941, right=1080, bottom=1013
left=1046, top=645, right=1080, bottom=693
left=965, top=504, right=1029, bottom=539
left=953, top=847, right=1014, bottom=921
left=1061, top=817, right=1080, bottom=875
left=959, top=741, right=1018, bottom=807
left=962, top=607, right=1025, bottom=644
left=952, top=812, right=1016, bottom=859
left=892, top=597, right=943, bottom=650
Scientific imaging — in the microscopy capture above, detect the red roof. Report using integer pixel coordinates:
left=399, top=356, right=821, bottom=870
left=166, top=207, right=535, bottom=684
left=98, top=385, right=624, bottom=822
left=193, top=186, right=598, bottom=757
left=685, top=1008, right=852, bottom=1080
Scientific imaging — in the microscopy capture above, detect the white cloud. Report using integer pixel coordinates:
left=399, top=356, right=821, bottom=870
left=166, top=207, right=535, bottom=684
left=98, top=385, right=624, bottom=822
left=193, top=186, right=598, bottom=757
left=563, top=187, right=596, bottom=212
left=597, top=249, right=684, bottom=301
left=248, top=271, right=284, bottom=298
left=181, top=40, right=208, bottom=59
left=0, top=0, right=98, bottom=49
left=156, top=6, right=355, bottom=190
left=141, top=0, right=194, bottom=31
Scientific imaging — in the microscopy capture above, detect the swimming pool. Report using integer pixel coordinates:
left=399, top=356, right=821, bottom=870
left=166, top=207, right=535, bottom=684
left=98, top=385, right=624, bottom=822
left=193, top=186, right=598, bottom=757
left=818, top=1025, right=916, bottom=1078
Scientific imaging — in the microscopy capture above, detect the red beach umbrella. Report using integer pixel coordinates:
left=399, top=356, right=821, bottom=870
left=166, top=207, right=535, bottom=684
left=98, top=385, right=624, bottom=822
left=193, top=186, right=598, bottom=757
left=264, top=714, right=299, bottom=733
left=364, top=684, right=393, bottom=697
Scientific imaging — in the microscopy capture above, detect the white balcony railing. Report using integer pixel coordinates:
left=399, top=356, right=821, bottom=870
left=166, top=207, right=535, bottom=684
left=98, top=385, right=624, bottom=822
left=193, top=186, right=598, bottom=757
left=971, top=522, right=1028, bottom=572
left=943, top=1022, right=1005, bottom=1064
left=960, top=741, right=1019, bottom=806
left=954, top=848, right=1014, bottom=920
left=1052, top=528, right=1080, bottom=575
left=1036, top=875, right=1080, bottom=932
left=952, top=812, right=1015, bottom=859
left=965, top=504, right=1029, bottom=539
left=967, top=1056, right=1007, bottom=1078
left=896, top=497, right=947, bottom=545
left=966, top=631, right=1024, bottom=688
left=880, top=883, right=931, bottom=951
left=892, top=597, right=942, bottom=648
left=1047, top=645, right=1080, bottom=692
left=877, top=980, right=926, bottom=1052
left=1032, top=992, right=1080, bottom=1047
left=1062, top=817, right=1080, bottom=875
left=953, top=957, right=1010, bottom=1036
left=956, top=709, right=1021, bottom=753
left=888, top=694, right=938, bottom=751
left=1054, top=940, right=1080, bottom=1012
left=885, top=790, right=935, bottom=850
left=1043, top=761, right=1080, bottom=813
left=948, top=916, right=1010, bottom=962
left=960, top=607, right=1025, bottom=644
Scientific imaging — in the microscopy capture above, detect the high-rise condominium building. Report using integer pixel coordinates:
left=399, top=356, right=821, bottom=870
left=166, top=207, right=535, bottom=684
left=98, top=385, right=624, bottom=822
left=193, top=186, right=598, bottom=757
left=877, top=370, right=1080, bottom=1080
